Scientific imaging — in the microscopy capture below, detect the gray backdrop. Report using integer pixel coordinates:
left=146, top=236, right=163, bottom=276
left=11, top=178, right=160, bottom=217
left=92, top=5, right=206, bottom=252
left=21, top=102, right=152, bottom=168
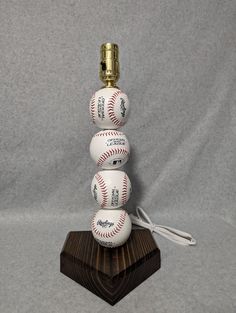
left=1, top=1, right=236, bottom=312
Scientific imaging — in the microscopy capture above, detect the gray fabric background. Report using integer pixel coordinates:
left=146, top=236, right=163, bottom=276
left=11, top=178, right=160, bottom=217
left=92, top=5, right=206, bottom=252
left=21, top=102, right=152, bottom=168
left=1, top=1, right=236, bottom=312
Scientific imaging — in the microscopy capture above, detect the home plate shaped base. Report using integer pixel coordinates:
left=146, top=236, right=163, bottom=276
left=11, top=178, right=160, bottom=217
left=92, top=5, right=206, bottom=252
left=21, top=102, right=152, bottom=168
left=60, top=228, right=161, bottom=305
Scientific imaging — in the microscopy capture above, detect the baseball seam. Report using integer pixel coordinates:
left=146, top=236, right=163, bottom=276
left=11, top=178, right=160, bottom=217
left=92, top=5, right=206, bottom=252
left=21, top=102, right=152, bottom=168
left=107, top=90, right=125, bottom=127
left=91, top=210, right=127, bottom=238
left=95, top=173, right=108, bottom=208
left=89, top=94, right=96, bottom=124
left=121, top=174, right=128, bottom=206
left=94, top=131, right=123, bottom=137
left=97, top=148, right=129, bottom=167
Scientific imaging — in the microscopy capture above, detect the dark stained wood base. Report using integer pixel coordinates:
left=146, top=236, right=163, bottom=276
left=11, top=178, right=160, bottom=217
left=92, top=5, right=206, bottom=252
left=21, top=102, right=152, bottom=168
left=60, top=229, right=161, bottom=305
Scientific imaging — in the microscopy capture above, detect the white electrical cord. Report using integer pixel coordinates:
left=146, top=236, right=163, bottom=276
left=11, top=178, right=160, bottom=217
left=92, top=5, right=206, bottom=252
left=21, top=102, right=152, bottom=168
left=129, top=207, right=197, bottom=246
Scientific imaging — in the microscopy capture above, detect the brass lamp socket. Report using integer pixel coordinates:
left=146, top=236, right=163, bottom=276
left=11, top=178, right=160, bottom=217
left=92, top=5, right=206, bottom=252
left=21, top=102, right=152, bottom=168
left=100, top=43, right=120, bottom=88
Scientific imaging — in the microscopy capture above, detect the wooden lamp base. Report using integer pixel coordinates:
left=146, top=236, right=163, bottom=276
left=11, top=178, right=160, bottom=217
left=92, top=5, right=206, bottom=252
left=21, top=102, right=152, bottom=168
left=60, top=228, right=161, bottom=305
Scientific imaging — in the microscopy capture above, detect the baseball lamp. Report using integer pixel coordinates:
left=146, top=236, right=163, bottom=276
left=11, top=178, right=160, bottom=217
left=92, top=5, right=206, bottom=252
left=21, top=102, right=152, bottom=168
left=60, top=43, right=161, bottom=305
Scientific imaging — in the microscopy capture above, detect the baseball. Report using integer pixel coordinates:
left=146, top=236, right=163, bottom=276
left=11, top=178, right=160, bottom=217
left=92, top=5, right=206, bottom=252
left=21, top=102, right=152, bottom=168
left=91, top=209, right=132, bottom=248
left=91, top=170, right=132, bottom=209
left=89, top=130, right=130, bottom=169
left=89, top=87, right=130, bottom=129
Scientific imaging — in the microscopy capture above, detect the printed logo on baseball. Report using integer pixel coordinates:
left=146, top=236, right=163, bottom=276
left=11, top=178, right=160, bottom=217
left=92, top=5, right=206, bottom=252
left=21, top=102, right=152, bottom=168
left=91, top=170, right=132, bottom=209
left=89, top=87, right=130, bottom=129
left=89, top=130, right=130, bottom=169
left=91, top=209, right=132, bottom=248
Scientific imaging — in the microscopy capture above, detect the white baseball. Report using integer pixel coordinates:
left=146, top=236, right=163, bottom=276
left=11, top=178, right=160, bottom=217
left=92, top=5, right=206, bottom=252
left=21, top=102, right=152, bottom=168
left=89, top=130, right=130, bottom=169
left=91, top=209, right=132, bottom=248
left=91, top=170, right=132, bottom=209
left=89, top=87, right=130, bottom=129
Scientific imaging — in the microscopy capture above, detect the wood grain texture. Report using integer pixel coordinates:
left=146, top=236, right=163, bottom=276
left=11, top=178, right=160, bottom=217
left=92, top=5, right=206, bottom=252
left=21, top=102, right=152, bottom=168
left=60, top=228, right=161, bottom=305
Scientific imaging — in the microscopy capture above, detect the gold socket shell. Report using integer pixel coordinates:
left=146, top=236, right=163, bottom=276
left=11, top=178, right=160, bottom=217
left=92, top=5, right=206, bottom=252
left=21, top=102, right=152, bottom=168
left=100, top=43, right=120, bottom=87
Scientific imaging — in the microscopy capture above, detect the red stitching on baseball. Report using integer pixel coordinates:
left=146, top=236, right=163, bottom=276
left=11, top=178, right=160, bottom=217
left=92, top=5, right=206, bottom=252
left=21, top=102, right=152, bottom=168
left=107, top=90, right=125, bottom=127
left=92, top=210, right=127, bottom=238
left=95, top=173, right=108, bottom=208
left=95, top=131, right=124, bottom=137
left=121, top=173, right=128, bottom=205
left=89, top=94, right=96, bottom=124
left=108, top=211, right=127, bottom=237
left=97, top=148, right=129, bottom=167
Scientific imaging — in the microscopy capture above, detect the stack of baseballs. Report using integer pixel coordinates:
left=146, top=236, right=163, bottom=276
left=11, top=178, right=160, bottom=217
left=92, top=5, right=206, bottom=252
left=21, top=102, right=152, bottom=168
left=89, top=87, right=132, bottom=248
